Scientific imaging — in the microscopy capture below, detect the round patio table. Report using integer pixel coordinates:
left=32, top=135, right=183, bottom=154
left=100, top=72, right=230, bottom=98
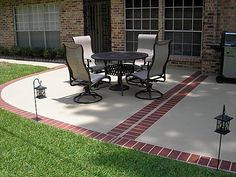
left=91, top=51, right=148, bottom=96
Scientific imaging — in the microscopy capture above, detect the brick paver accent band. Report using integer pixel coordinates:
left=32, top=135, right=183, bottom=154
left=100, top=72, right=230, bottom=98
left=107, top=71, right=201, bottom=137
left=122, top=75, right=207, bottom=140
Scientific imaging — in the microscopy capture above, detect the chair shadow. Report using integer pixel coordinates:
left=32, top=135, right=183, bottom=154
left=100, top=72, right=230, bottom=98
left=53, top=94, right=78, bottom=105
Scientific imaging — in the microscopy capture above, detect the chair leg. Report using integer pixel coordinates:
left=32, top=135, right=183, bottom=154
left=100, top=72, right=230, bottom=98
left=126, top=75, right=145, bottom=87
left=73, top=86, right=102, bottom=104
left=135, top=83, right=163, bottom=100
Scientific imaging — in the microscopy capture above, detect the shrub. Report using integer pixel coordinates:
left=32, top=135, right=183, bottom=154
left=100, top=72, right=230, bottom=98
left=0, top=46, right=9, bottom=55
left=43, top=49, right=57, bottom=60
left=55, top=48, right=65, bottom=59
left=20, top=48, right=32, bottom=57
left=8, top=46, right=21, bottom=56
left=0, top=46, right=65, bottom=60
left=30, top=48, right=44, bottom=58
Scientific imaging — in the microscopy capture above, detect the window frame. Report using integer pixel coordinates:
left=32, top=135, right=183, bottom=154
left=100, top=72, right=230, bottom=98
left=164, top=0, right=203, bottom=57
left=125, top=0, right=159, bottom=51
left=14, top=3, right=60, bottom=49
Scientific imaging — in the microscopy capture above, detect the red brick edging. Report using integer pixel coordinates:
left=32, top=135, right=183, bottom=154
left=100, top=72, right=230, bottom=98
left=0, top=67, right=235, bottom=174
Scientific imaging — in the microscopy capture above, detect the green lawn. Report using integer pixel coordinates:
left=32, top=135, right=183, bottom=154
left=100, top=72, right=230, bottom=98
left=0, top=62, right=47, bottom=84
left=0, top=62, right=235, bottom=177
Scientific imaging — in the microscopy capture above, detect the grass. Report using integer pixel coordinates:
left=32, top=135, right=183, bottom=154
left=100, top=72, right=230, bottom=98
left=0, top=62, right=47, bottom=84
left=0, top=61, right=235, bottom=177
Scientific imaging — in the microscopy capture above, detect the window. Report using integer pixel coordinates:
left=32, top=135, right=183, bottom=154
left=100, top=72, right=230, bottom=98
left=125, top=0, right=158, bottom=51
left=15, top=3, right=60, bottom=49
left=164, top=0, right=203, bottom=56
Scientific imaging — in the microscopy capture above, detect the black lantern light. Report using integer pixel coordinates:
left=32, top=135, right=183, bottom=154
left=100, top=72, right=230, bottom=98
left=214, top=104, right=233, bottom=170
left=33, top=78, right=47, bottom=121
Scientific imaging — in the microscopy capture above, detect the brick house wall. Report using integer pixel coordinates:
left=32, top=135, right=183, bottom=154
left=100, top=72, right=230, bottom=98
left=60, top=0, right=84, bottom=44
left=110, top=0, right=125, bottom=51
left=0, top=1, right=15, bottom=48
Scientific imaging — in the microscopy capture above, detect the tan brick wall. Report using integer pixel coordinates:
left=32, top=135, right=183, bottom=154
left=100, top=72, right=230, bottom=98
left=110, top=0, right=125, bottom=51
left=0, top=1, right=15, bottom=47
left=60, top=0, right=84, bottom=45
left=219, top=0, right=236, bottom=35
left=201, top=0, right=220, bottom=73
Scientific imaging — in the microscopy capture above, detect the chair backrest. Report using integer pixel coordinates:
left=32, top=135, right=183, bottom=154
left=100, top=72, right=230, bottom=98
left=72, top=35, right=93, bottom=60
left=148, top=40, right=171, bottom=77
left=64, top=43, right=90, bottom=82
left=137, top=34, right=157, bottom=56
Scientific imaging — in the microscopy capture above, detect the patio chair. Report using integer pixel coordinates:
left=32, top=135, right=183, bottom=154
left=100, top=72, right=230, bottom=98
left=72, top=35, right=105, bottom=73
left=126, top=34, right=157, bottom=84
left=64, top=43, right=111, bottom=104
left=126, top=40, right=171, bottom=100
left=137, top=34, right=157, bottom=67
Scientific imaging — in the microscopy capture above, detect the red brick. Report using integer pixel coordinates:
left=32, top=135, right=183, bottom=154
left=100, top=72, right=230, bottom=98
left=133, top=142, right=146, bottom=150
left=177, top=152, right=191, bottom=161
left=159, top=148, right=172, bottom=157
left=230, top=162, right=236, bottom=172
left=88, top=131, right=100, bottom=138
left=74, top=127, right=87, bottom=134
left=141, top=144, right=154, bottom=153
left=115, top=138, right=129, bottom=146
left=102, top=135, right=115, bottom=142
left=168, top=150, right=181, bottom=159
left=125, top=131, right=140, bottom=137
left=81, top=130, right=94, bottom=136
left=107, top=131, right=120, bottom=136
left=122, top=134, right=136, bottom=140
left=188, top=154, right=200, bottom=164
left=95, top=133, right=107, bottom=140
left=219, top=160, right=231, bottom=171
left=124, top=140, right=138, bottom=148
left=198, top=156, right=210, bottom=166
left=149, top=146, right=163, bottom=155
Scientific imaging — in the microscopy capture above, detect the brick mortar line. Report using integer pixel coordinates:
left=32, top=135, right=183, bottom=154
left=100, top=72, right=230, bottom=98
left=107, top=71, right=201, bottom=136
left=122, top=75, right=207, bottom=140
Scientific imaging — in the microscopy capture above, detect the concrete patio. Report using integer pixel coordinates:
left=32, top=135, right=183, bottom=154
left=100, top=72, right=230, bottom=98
left=0, top=59, right=236, bottom=173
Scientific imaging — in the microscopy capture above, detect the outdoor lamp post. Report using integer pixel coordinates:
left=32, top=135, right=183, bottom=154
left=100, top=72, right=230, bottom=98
left=214, top=104, right=233, bottom=170
left=33, top=78, right=47, bottom=121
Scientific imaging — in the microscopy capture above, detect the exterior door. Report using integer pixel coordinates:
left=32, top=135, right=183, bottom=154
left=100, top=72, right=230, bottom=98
left=84, top=0, right=111, bottom=53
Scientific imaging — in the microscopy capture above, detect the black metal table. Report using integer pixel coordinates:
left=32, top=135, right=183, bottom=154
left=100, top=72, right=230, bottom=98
left=91, top=51, right=148, bottom=95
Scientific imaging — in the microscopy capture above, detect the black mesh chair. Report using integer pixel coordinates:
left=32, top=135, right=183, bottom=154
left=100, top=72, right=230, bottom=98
left=72, top=35, right=105, bottom=73
left=64, top=43, right=111, bottom=104
left=126, top=40, right=171, bottom=100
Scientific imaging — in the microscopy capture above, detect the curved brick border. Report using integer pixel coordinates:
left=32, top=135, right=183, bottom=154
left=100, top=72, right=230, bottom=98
left=0, top=66, right=235, bottom=174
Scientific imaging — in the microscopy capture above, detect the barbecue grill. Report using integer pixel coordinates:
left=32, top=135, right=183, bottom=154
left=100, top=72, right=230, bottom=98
left=216, top=32, right=236, bottom=83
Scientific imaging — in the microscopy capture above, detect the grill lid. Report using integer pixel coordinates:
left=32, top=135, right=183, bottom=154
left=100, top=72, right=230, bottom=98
left=224, top=32, right=236, bottom=46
